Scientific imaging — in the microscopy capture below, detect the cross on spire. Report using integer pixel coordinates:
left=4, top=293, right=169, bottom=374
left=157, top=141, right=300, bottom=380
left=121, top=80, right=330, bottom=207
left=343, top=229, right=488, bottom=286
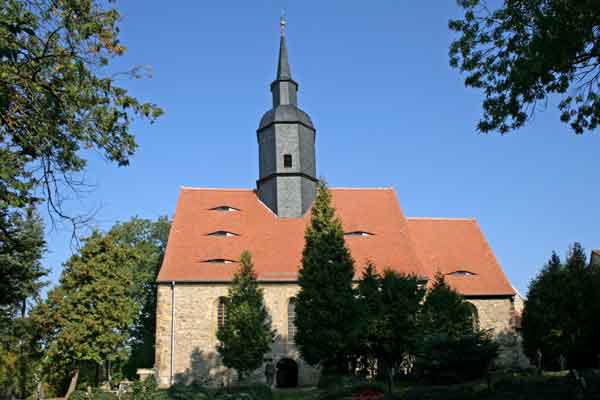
left=280, top=14, right=287, bottom=37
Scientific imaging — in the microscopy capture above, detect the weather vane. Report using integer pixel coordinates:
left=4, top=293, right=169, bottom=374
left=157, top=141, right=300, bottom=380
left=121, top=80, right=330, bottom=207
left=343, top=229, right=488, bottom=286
left=280, top=12, right=287, bottom=37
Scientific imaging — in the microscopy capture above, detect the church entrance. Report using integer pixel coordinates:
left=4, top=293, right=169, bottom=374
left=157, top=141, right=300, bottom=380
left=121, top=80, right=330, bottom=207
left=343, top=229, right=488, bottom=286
left=276, top=358, right=298, bottom=388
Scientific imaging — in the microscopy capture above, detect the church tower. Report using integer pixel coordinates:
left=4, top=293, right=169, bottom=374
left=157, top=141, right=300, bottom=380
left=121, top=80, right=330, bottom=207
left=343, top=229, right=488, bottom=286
left=256, top=18, right=317, bottom=218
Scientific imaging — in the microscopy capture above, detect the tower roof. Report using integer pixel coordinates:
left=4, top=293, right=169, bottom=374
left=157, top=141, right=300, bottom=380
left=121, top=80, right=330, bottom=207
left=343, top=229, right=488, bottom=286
left=276, top=35, right=292, bottom=81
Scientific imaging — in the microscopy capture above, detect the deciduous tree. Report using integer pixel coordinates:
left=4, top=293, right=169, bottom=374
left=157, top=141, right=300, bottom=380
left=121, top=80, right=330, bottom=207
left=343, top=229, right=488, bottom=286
left=32, top=231, right=141, bottom=398
left=449, top=0, right=600, bottom=134
left=0, top=0, right=162, bottom=227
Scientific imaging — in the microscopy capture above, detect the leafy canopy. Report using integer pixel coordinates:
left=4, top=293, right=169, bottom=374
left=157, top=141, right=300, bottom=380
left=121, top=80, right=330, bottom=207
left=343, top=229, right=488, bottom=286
left=295, top=180, right=359, bottom=371
left=216, top=251, right=275, bottom=380
left=0, top=0, right=162, bottom=225
left=32, top=231, right=142, bottom=381
left=449, top=0, right=600, bottom=134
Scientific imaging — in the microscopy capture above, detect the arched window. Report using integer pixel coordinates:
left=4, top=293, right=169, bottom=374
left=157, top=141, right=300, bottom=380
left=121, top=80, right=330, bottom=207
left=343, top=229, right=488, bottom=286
left=466, top=302, right=479, bottom=330
left=217, top=297, right=228, bottom=330
left=287, top=298, right=296, bottom=344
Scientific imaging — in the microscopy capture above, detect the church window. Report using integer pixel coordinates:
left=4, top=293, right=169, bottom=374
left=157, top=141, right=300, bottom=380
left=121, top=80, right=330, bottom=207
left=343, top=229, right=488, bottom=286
left=217, top=297, right=228, bottom=329
left=203, top=259, right=236, bottom=264
left=447, top=270, right=476, bottom=276
left=344, top=231, right=374, bottom=237
left=283, top=154, right=292, bottom=168
left=210, top=206, right=240, bottom=212
left=287, top=298, right=296, bottom=344
left=207, top=231, right=239, bottom=237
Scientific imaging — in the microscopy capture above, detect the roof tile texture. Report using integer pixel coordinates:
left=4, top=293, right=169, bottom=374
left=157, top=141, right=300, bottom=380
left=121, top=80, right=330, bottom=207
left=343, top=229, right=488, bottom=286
left=157, top=187, right=514, bottom=297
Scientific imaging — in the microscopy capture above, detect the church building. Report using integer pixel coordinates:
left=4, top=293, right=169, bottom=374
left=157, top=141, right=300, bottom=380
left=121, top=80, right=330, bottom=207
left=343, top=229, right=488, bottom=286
left=154, top=23, right=518, bottom=387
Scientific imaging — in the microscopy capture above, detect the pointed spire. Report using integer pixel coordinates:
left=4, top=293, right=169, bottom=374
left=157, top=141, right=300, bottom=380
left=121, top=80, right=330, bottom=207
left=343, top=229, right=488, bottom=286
left=276, top=16, right=292, bottom=81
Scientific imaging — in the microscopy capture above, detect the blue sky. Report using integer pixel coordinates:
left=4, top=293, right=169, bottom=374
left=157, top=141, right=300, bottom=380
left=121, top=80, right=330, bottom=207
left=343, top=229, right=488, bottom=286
left=43, top=1, right=598, bottom=296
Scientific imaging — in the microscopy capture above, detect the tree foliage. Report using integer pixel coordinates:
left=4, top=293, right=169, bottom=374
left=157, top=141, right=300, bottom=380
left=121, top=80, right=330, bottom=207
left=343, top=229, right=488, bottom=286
left=32, top=230, right=142, bottom=394
left=216, top=251, right=275, bottom=380
left=420, top=272, right=477, bottom=338
left=0, top=208, right=46, bottom=322
left=522, top=243, right=600, bottom=369
left=417, top=273, right=497, bottom=383
left=108, top=216, right=171, bottom=377
left=356, top=264, right=424, bottom=391
left=449, top=0, right=600, bottom=134
left=295, top=181, right=359, bottom=372
left=0, top=0, right=162, bottom=226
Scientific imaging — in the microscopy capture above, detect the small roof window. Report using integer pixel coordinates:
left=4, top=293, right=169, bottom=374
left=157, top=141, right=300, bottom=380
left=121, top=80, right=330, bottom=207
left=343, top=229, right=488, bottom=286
left=210, top=206, right=240, bottom=212
left=447, top=270, right=477, bottom=276
left=207, top=231, right=239, bottom=237
left=344, top=231, right=374, bottom=237
left=202, top=259, right=237, bottom=264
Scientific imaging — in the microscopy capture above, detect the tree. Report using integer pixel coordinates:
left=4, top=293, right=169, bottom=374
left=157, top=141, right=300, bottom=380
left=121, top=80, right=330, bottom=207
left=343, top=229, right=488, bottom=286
left=419, top=272, right=476, bottom=338
left=0, top=208, right=45, bottom=399
left=356, top=266, right=424, bottom=392
left=417, top=273, right=497, bottom=383
left=216, top=251, right=275, bottom=381
left=32, top=231, right=141, bottom=398
left=449, top=0, right=600, bottom=134
left=108, top=216, right=171, bottom=378
left=522, top=243, right=600, bottom=369
left=0, top=0, right=162, bottom=227
left=356, top=262, right=383, bottom=375
left=0, top=208, right=46, bottom=322
left=295, top=181, right=359, bottom=373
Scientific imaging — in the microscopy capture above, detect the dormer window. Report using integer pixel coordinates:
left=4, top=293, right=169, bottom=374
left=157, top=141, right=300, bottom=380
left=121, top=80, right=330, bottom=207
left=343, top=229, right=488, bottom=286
left=210, top=206, right=240, bottom=212
left=344, top=231, right=374, bottom=237
left=202, top=259, right=236, bottom=264
left=207, top=231, right=239, bottom=237
left=447, top=270, right=477, bottom=276
left=283, top=154, right=292, bottom=168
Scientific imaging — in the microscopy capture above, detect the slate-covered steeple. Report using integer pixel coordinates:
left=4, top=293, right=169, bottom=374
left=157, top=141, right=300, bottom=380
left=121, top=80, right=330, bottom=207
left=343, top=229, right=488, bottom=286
left=256, top=17, right=317, bottom=218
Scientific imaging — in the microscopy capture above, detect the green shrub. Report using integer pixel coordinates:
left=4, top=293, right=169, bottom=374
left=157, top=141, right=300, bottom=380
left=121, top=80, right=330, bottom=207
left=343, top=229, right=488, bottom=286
left=167, top=383, right=210, bottom=400
left=416, top=331, right=499, bottom=384
left=214, top=384, right=271, bottom=400
left=132, top=377, right=168, bottom=400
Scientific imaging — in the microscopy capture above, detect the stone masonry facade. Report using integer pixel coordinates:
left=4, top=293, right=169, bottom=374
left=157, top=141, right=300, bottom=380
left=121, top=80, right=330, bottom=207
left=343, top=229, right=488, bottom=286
left=155, top=282, right=516, bottom=388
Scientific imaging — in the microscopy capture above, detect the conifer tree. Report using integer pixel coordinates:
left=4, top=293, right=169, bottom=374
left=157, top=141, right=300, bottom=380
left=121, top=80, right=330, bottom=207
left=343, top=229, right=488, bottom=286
left=419, top=272, right=476, bottom=338
left=217, top=251, right=275, bottom=381
left=295, top=181, right=358, bottom=372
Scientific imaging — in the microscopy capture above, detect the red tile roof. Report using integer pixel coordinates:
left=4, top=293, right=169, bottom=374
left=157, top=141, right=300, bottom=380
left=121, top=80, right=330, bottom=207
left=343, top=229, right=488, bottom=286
left=157, top=187, right=514, bottom=297
left=406, top=218, right=515, bottom=296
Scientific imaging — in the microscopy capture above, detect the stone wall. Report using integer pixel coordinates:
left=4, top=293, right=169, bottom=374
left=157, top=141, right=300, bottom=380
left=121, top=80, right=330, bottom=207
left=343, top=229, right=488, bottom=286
left=466, top=297, right=514, bottom=333
left=155, top=284, right=517, bottom=387
left=155, top=282, right=319, bottom=388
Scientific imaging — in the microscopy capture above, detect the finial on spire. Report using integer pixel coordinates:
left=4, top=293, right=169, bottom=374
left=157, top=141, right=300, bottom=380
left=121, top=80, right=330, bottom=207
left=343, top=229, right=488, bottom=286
left=280, top=13, right=286, bottom=37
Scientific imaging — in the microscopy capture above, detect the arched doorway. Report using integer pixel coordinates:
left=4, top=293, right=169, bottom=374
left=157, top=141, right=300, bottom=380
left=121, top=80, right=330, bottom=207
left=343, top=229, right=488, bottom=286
left=276, top=358, right=298, bottom=388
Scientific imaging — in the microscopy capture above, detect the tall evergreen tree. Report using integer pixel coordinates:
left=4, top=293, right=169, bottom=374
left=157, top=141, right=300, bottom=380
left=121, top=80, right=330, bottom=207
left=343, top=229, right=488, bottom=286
left=0, top=209, right=46, bottom=398
left=32, top=231, right=141, bottom=398
left=419, top=272, right=476, bottom=338
left=0, top=208, right=46, bottom=323
left=295, top=181, right=358, bottom=372
left=522, top=243, right=599, bottom=369
left=217, top=251, right=275, bottom=381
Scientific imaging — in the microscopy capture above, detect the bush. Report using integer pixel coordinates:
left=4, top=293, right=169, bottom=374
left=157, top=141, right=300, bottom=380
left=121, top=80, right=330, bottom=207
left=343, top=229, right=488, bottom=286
left=132, top=377, right=168, bottom=400
left=416, top=331, right=499, bottom=384
left=167, top=383, right=210, bottom=400
left=213, top=384, right=272, bottom=400
left=69, top=389, right=119, bottom=400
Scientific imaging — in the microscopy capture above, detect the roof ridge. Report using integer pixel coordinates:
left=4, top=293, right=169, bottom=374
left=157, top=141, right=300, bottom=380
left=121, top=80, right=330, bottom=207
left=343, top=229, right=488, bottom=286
left=181, top=186, right=254, bottom=192
left=407, top=217, right=476, bottom=221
